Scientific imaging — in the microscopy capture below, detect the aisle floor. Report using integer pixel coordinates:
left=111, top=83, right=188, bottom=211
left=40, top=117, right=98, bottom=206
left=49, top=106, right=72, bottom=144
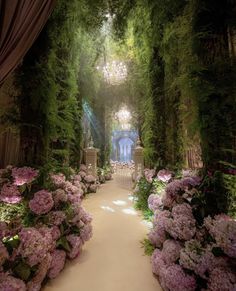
left=44, top=171, right=162, bottom=291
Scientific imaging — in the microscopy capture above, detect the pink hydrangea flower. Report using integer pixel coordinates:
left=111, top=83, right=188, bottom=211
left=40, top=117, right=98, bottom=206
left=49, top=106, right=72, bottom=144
left=29, top=190, right=54, bottom=215
left=50, top=173, right=66, bottom=187
left=53, top=189, right=68, bottom=206
left=157, top=169, right=172, bottom=183
left=73, top=174, right=82, bottom=182
left=66, top=234, right=82, bottom=259
left=0, top=183, right=22, bottom=204
left=12, top=167, right=38, bottom=186
left=165, top=203, right=196, bottom=241
left=48, top=250, right=66, bottom=279
left=148, top=194, right=162, bottom=212
left=84, top=175, right=96, bottom=183
left=165, top=215, right=196, bottom=241
left=80, top=223, right=93, bottom=243
left=151, top=249, right=166, bottom=276
left=51, top=226, right=61, bottom=241
left=179, top=240, right=215, bottom=278
left=27, top=253, right=52, bottom=291
left=148, top=211, right=171, bottom=248
left=207, top=267, right=236, bottom=291
left=18, top=227, right=52, bottom=267
left=162, top=239, right=182, bottom=265
left=79, top=171, right=87, bottom=179
left=48, top=211, right=66, bottom=226
left=204, top=215, right=236, bottom=258
left=79, top=207, right=93, bottom=224
left=68, top=193, right=81, bottom=205
left=80, top=164, right=87, bottom=172
left=89, top=184, right=98, bottom=193
left=0, top=273, right=26, bottom=291
left=162, top=264, right=196, bottom=291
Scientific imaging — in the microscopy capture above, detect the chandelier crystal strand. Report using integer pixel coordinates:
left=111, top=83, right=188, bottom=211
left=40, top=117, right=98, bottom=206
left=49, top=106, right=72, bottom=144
left=97, top=60, right=127, bottom=85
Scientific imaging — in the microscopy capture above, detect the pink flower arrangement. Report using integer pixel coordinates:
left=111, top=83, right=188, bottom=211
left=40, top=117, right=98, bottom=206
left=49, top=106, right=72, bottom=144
left=0, top=183, right=22, bottom=204
left=0, top=165, right=93, bottom=288
left=147, top=171, right=236, bottom=291
left=29, top=190, right=54, bottom=215
left=48, top=250, right=66, bottom=279
left=12, top=167, right=38, bottom=186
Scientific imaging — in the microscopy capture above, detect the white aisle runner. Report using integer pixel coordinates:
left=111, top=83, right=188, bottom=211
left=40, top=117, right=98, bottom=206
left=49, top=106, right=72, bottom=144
left=44, top=172, right=162, bottom=291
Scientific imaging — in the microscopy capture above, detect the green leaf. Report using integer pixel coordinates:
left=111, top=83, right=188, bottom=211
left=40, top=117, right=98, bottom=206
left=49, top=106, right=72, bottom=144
left=212, top=247, right=224, bottom=257
left=56, top=236, right=71, bottom=252
left=13, top=262, right=31, bottom=281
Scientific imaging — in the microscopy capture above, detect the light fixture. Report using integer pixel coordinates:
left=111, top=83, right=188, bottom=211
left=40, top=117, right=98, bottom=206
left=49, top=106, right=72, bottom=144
left=97, top=60, right=127, bottom=85
left=116, top=107, right=131, bottom=123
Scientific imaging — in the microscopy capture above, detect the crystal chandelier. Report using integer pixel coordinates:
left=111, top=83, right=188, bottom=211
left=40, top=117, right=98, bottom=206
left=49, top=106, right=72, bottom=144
left=116, top=107, right=131, bottom=123
left=97, top=60, right=127, bottom=85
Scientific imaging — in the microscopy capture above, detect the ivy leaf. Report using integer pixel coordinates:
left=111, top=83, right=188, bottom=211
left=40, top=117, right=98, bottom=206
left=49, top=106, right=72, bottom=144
left=56, top=236, right=71, bottom=252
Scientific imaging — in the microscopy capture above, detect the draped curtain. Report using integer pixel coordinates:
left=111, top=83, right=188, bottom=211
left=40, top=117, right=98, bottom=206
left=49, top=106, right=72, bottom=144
left=0, top=0, right=56, bottom=85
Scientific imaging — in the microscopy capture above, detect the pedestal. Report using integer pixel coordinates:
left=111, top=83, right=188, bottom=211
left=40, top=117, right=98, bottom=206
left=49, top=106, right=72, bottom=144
left=134, top=143, right=144, bottom=179
left=84, top=147, right=99, bottom=177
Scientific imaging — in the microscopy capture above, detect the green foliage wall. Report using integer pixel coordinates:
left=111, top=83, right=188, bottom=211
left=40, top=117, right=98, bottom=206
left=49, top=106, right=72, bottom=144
left=15, top=0, right=106, bottom=172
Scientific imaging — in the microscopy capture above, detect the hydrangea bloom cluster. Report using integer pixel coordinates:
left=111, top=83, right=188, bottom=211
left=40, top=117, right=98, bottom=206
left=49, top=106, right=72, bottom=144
left=148, top=194, right=162, bottom=212
left=18, top=227, right=52, bottom=267
left=48, top=250, right=66, bottom=279
left=147, top=171, right=236, bottom=291
left=204, top=215, right=236, bottom=258
left=0, top=165, right=93, bottom=290
left=29, top=190, right=54, bottom=215
left=157, top=169, right=172, bottom=183
left=12, top=167, right=39, bottom=186
left=144, top=168, right=156, bottom=183
left=0, top=183, right=22, bottom=204
left=0, top=273, right=26, bottom=290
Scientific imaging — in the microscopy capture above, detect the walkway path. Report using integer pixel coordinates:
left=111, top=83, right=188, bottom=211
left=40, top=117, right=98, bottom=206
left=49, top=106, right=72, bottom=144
left=44, top=172, right=162, bottom=291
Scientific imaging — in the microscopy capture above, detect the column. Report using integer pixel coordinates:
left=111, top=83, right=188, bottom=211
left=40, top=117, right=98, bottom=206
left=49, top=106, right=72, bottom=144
left=134, top=139, right=144, bottom=179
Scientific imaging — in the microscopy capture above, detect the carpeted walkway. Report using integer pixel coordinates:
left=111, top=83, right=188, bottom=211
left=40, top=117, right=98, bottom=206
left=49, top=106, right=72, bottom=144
left=44, top=172, right=162, bottom=291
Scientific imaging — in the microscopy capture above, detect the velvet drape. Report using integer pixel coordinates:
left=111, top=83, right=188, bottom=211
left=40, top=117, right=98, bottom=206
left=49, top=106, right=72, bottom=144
left=0, top=0, right=56, bottom=85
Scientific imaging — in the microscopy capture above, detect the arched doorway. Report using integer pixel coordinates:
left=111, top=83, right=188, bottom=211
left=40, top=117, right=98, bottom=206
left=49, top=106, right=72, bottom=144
left=118, top=137, right=134, bottom=162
